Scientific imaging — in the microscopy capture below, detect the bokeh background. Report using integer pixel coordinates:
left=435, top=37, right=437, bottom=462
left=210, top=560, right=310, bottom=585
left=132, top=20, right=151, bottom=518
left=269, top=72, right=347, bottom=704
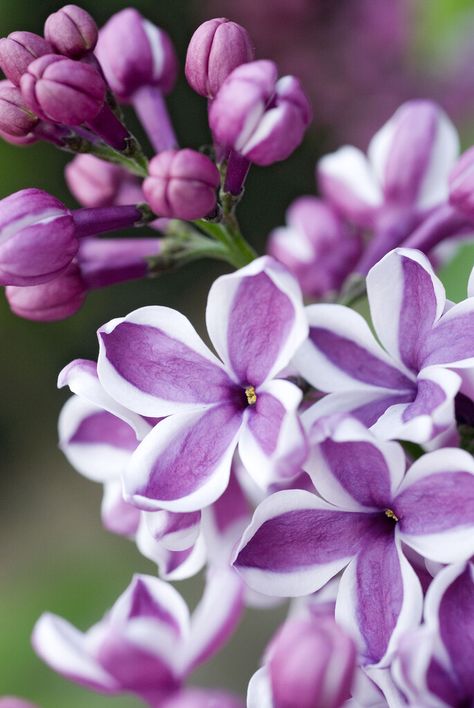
left=1, top=0, right=474, bottom=705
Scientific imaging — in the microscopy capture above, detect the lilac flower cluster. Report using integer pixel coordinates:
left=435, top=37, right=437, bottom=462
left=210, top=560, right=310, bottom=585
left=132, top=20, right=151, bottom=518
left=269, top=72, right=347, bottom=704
left=1, top=5, right=474, bottom=708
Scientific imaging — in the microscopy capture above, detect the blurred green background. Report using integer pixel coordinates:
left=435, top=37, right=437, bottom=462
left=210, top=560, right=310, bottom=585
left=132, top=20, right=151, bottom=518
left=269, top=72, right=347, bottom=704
left=0, top=1, right=473, bottom=705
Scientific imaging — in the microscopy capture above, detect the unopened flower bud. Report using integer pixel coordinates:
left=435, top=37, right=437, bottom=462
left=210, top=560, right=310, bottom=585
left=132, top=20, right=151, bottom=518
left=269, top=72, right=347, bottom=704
left=209, top=60, right=311, bottom=167
left=65, top=155, right=144, bottom=208
left=0, top=31, right=53, bottom=86
left=44, top=4, right=98, bottom=59
left=96, top=8, right=178, bottom=101
left=185, top=18, right=254, bottom=99
left=161, top=688, right=244, bottom=708
left=0, top=188, right=77, bottom=286
left=6, top=262, right=86, bottom=321
left=0, top=80, right=38, bottom=137
left=20, top=54, right=105, bottom=125
left=449, top=146, right=474, bottom=220
left=144, top=149, right=220, bottom=220
left=268, top=197, right=362, bottom=298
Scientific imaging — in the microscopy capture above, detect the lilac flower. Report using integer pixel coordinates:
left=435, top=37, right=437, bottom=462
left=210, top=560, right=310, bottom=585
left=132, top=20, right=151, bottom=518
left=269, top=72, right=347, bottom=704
left=44, top=5, right=98, bottom=59
left=143, top=149, right=220, bottom=220
left=234, top=416, right=474, bottom=666
left=247, top=611, right=356, bottom=708
left=65, top=155, right=144, bottom=209
left=0, top=80, right=38, bottom=138
left=33, top=571, right=243, bottom=705
left=0, top=31, right=52, bottom=86
left=393, top=561, right=474, bottom=707
left=268, top=196, right=363, bottom=299
left=185, top=18, right=254, bottom=100
left=95, top=257, right=308, bottom=511
left=294, top=247, right=474, bottom=443
left=318, top=101, right=460, bottom=273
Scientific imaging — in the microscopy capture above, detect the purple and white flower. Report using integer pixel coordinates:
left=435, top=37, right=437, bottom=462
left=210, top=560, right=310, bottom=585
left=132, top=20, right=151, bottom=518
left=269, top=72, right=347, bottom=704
left=95, top=256, right=308, bottom=512
left=294, top=247, right=474, bottom=443
left=234, top=416, right=474, bottom=666
left=393, top=560, right=474, bottom=707
left=33, top=571, right=244, bottom=705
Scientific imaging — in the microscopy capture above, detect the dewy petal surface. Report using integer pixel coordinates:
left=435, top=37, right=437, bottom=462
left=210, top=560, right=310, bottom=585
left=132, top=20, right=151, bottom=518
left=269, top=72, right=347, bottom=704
left=124, top=404, right=243, bottom=512
left=98, top=306, right=233, bottom=417
left=206, top=256, right=308, bottom=387
left=234, top=490, right=375, bottom=596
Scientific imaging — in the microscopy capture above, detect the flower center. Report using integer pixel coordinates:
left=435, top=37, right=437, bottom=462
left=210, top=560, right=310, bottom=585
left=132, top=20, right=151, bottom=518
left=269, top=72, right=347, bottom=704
left=245, top=385, right=257, bottom=406
left=384, top=508, right=399, bottom=522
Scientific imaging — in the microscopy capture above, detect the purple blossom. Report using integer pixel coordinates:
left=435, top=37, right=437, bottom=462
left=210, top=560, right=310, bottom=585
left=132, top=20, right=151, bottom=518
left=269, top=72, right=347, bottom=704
left=33, top=571, right=244, bottom=705
left=44, top=5, right=98, bottom=59
left=234, top=416, right=474, bottom=666
left=0, top=80, right=38, bottom=138
left=268, top=196, right=363, bottom=299
left=318, top=101, right=460, bottom=273
left=143, top=149, right=220, bottom=220
left=0, top=31, right=53, bottom=86
left=95, top=257, right=308, bottom=512
left=393, top=561, right=474, bottom=707
left=65, top=155, right=144, bottom=209
left=294, top=247, right=474, bottom=444
left=185, top=18, right=254, bottom=100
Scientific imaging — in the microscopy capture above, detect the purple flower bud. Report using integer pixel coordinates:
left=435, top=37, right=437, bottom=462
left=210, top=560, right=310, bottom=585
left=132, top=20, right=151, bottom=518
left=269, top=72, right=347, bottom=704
left=265, top=617, right=356, bottom=708
left=96, top=9, right=178, bottom=101
left=0, top=79, right=38, bottom=137
left=65, top=155, right=144, bottom=208
left=161, top=688, right=244, bottom=708
left=20, top=54, right=105, bottom=125
left=78, top=237, right=160, bottom=288
left=143, top=149, right=220, bottom=220
left=0, top=31, right=53, bottom=86
left=0, top=188, right=77, bottom=286
left=268, top=197, right=363, bottom=298
left=6, top=262, right=86, bottom=321
left=0, top=700, right=38, bottom=708
left=44, top=5, right=98, bottom=59
left=209, top=60, right=312, bottom=166
left=185, top=18, right=254, bottom=99
left=449, top=146, right=474, bottom=219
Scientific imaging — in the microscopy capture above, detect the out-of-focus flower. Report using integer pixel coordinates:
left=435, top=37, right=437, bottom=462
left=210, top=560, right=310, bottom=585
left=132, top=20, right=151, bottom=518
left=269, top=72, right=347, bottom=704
left=234, top=415, right=474, bottom=665
left=96, top=257, right=308, bottom=512
left=44, top=5, right=98, bottom=59
left=294, top=247, right=474, bottom=444
left=0, top=31, right=52, bottom=86
left=318, top=100, right=459, bottom=273
left=268, top=196, right=363, bottom=298
left=185, top=18, right=254, bottom=100
left=144, top=149, right=220, bottom=220
left=393, top=561, right=474, bottom=707
left=65, top=155, right=144, bottom=209
left=247, top=612, right=356, bottom=708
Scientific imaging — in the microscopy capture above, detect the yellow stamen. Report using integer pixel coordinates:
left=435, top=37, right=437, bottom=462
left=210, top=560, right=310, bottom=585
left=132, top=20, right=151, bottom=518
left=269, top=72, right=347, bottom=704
left=245, top=386, right=257, bottom=406
left=384, top=508, right=399, bottom=522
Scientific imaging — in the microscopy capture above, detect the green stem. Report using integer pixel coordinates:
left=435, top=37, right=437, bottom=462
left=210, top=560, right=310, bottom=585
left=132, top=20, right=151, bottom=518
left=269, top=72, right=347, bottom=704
left=61, top=133, right=148, bottom=178
left=194, top=219, right=257, bottom=268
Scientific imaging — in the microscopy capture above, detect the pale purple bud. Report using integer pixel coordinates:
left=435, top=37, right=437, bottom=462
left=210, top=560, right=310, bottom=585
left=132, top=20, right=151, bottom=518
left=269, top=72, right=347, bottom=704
left=44, top=5, right=98, bottom=59
left=6, top=262, right=86, bottom=321
left=78, top=237, right=160, bottom=288
left=0, top=699, right=38, bottom=708
left=209, top=60, right=311, bottom=166
left=449, top=146, right=474, bottom=219
left=266, top=617, right=356, bottom=708
left=185, top=18, right=254, bottom=99
left=0, top=79, right=38, bottom=137
left=161, top=688, right=244, bottom=708
left=268, top=196, right=363, bottom=298
left=143, top=149, right=220, bottom=220
left=20, top=54, right=105, bottom=125
left=0, top=188, right=77, bottom=286
left=0, top=31, right=53, bottom=86
left=96, top=9, right=178, bottom=101
left=65, top=154, right=144, bottom=208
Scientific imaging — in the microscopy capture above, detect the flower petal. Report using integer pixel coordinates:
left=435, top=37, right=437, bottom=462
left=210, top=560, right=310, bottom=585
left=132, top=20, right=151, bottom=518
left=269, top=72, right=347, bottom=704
left=336, top=536, right=422, bottom=667
left=136, top=522, right=207, bottom=581
left=420, top=297, right=474, bottom=369
left=101, top=480, right=141, bottom=538
left=144, top=510, right=202, bottom=552
left=305, top=415, right=405, bottom=510
left=394, top=449, right=474, bottom=563
left=98, top=307, right=233, bottom=417
left=247, top=667, right=273, bottom=708
left=239, top=379, right=307, bottom=489
left=367, top=249, right=446, bottom=373
left=124, top=405, right=243, bottom=512
left=206, top=256, right=308, bottom=387
left=233, top=490, right=374, bottom=597
left=293, top=304, right=414, bottom=393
